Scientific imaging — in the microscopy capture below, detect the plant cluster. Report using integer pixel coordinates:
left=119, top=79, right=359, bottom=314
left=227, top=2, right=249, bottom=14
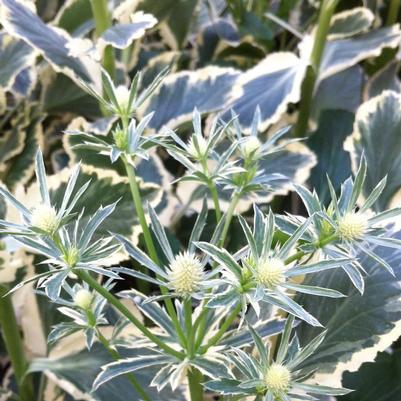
left=1, top=68, right=401, bottom=401
left=0, top=1, right=401, bottom=401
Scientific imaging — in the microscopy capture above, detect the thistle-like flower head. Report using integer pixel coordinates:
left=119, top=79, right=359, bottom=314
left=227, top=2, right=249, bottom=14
left=168, top=251, right=204, bottom=296
left=256, top=258, right=285, bottom=288
left=187, top=135, right=208, bottom=159
left=338, top=212, right=368, bottom=241
left=78, top=66, right=168, bottom=118
left=241, top=136, right=261, bottom=159
left=64, top=246, right=80, bottom=268
left=115, top=85, right=131, bottom=114
left=48, top=282, right=111, bottom=348
left=71, top=68, right=168, bottom=163
left=205, top=317, right=351, bottom=399
left=113, top=127, right=129, bottom=151
left=30, top=204, right=59, bottom=234
left=0, top=150, right=89, bottom=239
left=115, top=202, right=222, bottom=300
left=289, top=157, right=401, bottom=292
left=74, top=288, right=93, bottom=310
left=198, top=206, right=350, bottom=327
left=264, top=363, right=291, bottom=393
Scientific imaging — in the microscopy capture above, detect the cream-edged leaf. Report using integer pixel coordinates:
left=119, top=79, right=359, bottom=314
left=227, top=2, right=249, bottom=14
left=0, top=0, right=101, bottom=89
left=97, top=12, right=157, bottom=50
left=345, top=90, right=401, bottom=210
left=222, top=52, right=307, bottom=132
left=328, top=7, right=375, bottom=40
left=295, top=229, right=401, bottom=387
left=143, top=66, right=240, bottom=130
left=364, top=60, right=401, bottom=100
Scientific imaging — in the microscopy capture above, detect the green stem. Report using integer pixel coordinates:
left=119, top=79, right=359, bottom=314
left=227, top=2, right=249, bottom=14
left=184, top=298, right=196, bottom=358
left=293, top=0, right=338, bottom=138
left=200, top=158, right=222, bottom=222
left=122, top=156, right=187, bottom=349
left=284, top=250, right=306, bottom=265
left=187, top=368, right=204, bottom=401
left=0, top=286, right=34, bottom=401
left=194, top=305, right=209, bottom=350
left=219, top=192, right=241, bottom=247
left=200, top=303, right=241, bottom=353
left=96, top=329, right=152, bottom=401
left=208, top=181, right=222, bottom=222
left=284, top=234, right=339, bottom=265
left=122, top=157, right=160, bottom=265
left=194, top=192, right=241, bottom=350
left=74, top=269, right=184, bottom=359
left=90, top=0, right=115, bottom=78
left=386, top=0, right=401, bottom=25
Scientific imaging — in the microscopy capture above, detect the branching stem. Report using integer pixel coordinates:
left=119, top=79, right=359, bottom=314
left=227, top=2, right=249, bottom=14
left=200, top=303, right=242, bottom=353
left=75, top=269, right=184, bottom=359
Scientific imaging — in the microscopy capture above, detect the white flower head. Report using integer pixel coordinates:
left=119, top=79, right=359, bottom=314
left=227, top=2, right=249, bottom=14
left=256, top=257, right=285, bottom=288
left=187, top=136, right=208, bottom=159
left=168, top=251, right=204, bottom=296
left=30, top=204, right=59, bottom=234
left=264, top=363, right=291, bottom=392
left=338, top=212, right=368, bottom=241
left=115, top=85, right=131, bottom=111
left=74, top=288, right=93, bottom=310
left=241, top=136, right=261, bottom=158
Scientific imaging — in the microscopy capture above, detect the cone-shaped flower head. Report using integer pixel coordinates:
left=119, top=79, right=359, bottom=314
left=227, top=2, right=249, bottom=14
left=113, top=127, right=128, bottom=151
left=74, top=289, right=93, bottom=310
left=241, top=136, right=261, bottom=158
left=168, top=251, right=204, bottom=296
left=264, top=363, right=291, bottom=393
left=115, top=85, right=130, bottom=112
left=256, top=257, right=285, bottom=288
left=187, top=136, right=208, bottom=159
left=30, top=204, right=59, bottom=234
left=338, top=212, right=368, bottom=241
left=64, top=246, right=80, bottom=268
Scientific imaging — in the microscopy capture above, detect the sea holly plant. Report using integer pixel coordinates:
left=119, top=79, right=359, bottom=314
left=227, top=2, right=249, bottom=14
left=1, top=76, right=401, bottom=401
left=1, top=1, right=401, bottom=400
left=196, top=206, right=350, bottom=327
left=163, top=109, right=242, bottom=221
left=204, top=316, right=352, bottom=400
left=45, top=281, right=112, bottom=349
left=279, top=157, right=401, bottom=293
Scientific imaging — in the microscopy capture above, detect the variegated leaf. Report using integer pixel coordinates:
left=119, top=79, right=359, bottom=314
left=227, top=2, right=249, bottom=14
left=328, top=7, right=374, bottom=40
left=295, top=229, right=401, bottom=388
left=0, top=0, right=101, bottom=88
left=345, top=90, right=401, bottom=211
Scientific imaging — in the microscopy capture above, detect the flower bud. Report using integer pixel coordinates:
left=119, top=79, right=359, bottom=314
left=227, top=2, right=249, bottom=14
left=256, top=258, right=285, bottom=288
left=338, top=212, right=367, bottom=241
left=64, top=246, right=80, bottom=267
left=168, top=252, right=204, bottom=296
left=113, top=127, right=128, bottom=151
left=74, top=289, right=93, bottom=310
left=30, top=204, right=59, bottom=234
left=264, top=363, right=291, bottom=392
